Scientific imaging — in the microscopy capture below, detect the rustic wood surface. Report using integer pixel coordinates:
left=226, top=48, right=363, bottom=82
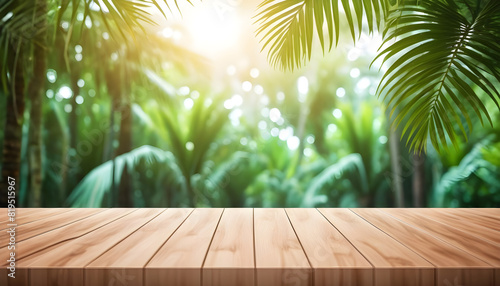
left=1, top=208, right=498, bottom=286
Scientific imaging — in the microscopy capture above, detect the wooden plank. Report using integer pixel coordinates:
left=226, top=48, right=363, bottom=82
left=0, top=209, right=134, bottom=285
left=0, top=208, right=69, bottom=229
left=0, top=208, right=45, bottom=225
left=286, top=208, right=372, bottom=286
left=353, top=208, right=494, bottom=286
left=318, top=208, right=434, bottom=286
left=407, top=208, right=500, bottom=245
left=0, top=208, right=104, bottom=247
left=85, top=208, right=193, bottom=286
left=0, top=208, right=134, bottom=286
left=1, top=208, right=132, bottom=264
left=435, top=208, right=500, bottom=231
left=23, top=209, right=163, bottom=286
left=203, top=208, right=254, bottom=286
left=380, top=208, right=500, bottom=286
left=145, top=208, right=224, bottom=286
left=254, top=208, right=311, bottom=286
left=461, top=208, right=500, bottom=218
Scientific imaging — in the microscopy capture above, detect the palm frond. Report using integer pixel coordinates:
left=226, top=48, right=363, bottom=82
left=57, top=0, right=194, bottom=43
left=376, top=0, right=500, bottom=152
left=0, top=0, right=47, bottom=91
left=434, top=137, right=498, bottom=205
left=255, top=0, right=390, bottom=71
left=301, top=153, right=368, bottom=206
left=67, top=145, right=185, bottom=207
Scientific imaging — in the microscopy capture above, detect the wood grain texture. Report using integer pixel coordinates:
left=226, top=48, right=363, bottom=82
left=0, top=208, right=498, bottom=286
left=23, top=209, right=162, bottom=286
left=145, top=208, right=224, bottom=286
left=436, top=208, right=500, bottom=232
left=380, top=208, right=500, bottom=286
left=0, top=209, right=134, bottom=286
left=353, top=208, right=494, bottom=286
left=286, top=208, right=372, bottom=286
left=254, top=208, right=311, bottom=286
left=1, top=208, right=133, bottom=265
left=318, top=208, right=434, bottom=286
left=0, top=208, right=103, bottom=247
left=86, top=208, right=193, bottom=286
left=0, top=208, right=71, bottom=229
left=402, top=208, right=500, bottom=245
left=203, top=208, right=254, bottom=286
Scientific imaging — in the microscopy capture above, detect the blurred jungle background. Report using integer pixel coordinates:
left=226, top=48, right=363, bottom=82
left=0, top=0, right=499, bottom=208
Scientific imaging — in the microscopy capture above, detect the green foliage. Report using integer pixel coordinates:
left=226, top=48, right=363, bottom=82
left=255, top=0, right=390, bottom=71
left=433, top=137, right=500, bottom=206
left=0, top=0, right=50, bottom=91
left=2, top=0, right=499, bottom=209
left=56, top=0, right=192, bottom=41
left=255, top=0, right=500, bottom=152
left=302, top=153, right=367, bottom=206
left=67, top=145, right=186, bottom=207
left=377, top=0, right=500, bottom=152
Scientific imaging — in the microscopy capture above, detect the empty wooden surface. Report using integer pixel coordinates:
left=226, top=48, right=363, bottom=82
left=0, top=208, right=498, bottom=286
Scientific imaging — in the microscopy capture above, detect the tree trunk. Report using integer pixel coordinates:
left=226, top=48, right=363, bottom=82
left=104, top=69, right=121, bottom=206
left=116, top=95, right=133, bottom=207
left=27, top=0, right=47, bottom=207
left=1, top=49, right=25, bottom=207
left=65, top=66, right=80, bottom=197
left=389, top=127, right=405, bottom=207
left=412, top=152, right=426, bottom=207
left=69, top=69, right=80, bottom=152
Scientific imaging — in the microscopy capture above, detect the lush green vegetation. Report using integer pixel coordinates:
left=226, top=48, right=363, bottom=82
left=0, top=0, right=499, bottom=208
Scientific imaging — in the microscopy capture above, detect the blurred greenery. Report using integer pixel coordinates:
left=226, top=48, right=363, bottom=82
left=0, top=0, right=499, bottom=208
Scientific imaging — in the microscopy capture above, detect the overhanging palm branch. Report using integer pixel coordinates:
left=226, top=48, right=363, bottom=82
left=255, top=0, right=391, bottom=71
left=376, top=0, right=500, bottom=152
left=57, top=0, right=193, bottom=40
left=0, top=0, right=49, bottom=91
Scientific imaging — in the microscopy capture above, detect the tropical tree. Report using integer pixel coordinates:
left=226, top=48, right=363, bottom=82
left=255, top=0, right=500, bottom=152
left=0, top=0, right=194, bottom=206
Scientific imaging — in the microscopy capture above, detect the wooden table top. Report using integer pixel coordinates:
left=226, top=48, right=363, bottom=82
left=0, top=208, right=498, bottom=286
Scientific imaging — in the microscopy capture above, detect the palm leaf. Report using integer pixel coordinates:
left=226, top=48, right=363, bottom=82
left=67, top=145, right=186, bottom=207
left=301, top=153, right=368, bottom=207
left=255, top=0, right=390, bottom=71
left=376, top=0, right=500, bottom=152
left=0, top=0, right=47, bottom=91
left=434, top=136, right=498, bottom=206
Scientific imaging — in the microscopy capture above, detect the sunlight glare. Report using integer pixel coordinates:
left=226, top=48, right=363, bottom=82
left=250, top=68, right=260, bottom=78
left=333, top=109, right=342, bottom=119
left=258, top=121, right=267, bottom=130
left=336, top=87, right=345, bottom=98
left=184, top=98, right=194, bottom=109
left=297, top=76, right=309, bottom=94
left=271, top=128, right=279, bottom=137
left=186, top=142, right=194, bottom=151
left=277, top=92, right=285, bottom=102
left=47, top=69, right=57, bottom=83
left=242, top=81, right=252, bottom=92
left=269, top=108, right=281, bottom=123
left=350, top=68, right=360, bottom=78
left=254, top=85, right=264, bottom=95
left=59, top=86, right=73, bottom=99
left=76, top=96, right=84, bottom=105
left=183, top=4, right=242, bottom=57
left=287, top=136, right=300, bottom=150
left=227, top=65, right=236, bottom=76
